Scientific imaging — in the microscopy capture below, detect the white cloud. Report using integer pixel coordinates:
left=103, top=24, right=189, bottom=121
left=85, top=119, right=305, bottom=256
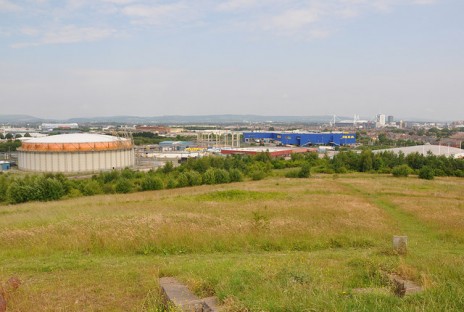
left=11, top=25, right=115, bottom=48
left=216, top=0, right=260, bottom=12
left=20, top=27, right=40, bottom=36
left=412, top=0, right=437, bottom=4
left=271, top=8, right=321, bottom=31
left=122, top=3, right=186, bottom=18
left=101, top=0, right=135, bottom=4
left=4, top=0, right=443, bottom=46
left=0, top=0, right=21, bottom=11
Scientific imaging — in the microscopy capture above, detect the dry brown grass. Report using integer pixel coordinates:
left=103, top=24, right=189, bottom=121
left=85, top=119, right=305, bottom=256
left=1, top=174, right=463, bottom=311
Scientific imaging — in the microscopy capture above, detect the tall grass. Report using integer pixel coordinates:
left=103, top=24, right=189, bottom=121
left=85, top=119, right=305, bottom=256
left=1, top=175, right=463, bottom=311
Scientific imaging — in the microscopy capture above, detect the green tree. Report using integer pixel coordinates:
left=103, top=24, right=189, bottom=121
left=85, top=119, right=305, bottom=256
left=392, top=165, right=412, bottom=177
left=81, top=180, right=103, bottom=196
left=35, top=176, right=65, bottom=201
left=202, top=168, right=216, bottom=185
left=141, top=176, right=164, bottom=191
left=359, top=150, right=373, bottom=172
left=419, top=166, right=434, bottom=180
left=176, top=173, right=189, bottom=187
left=115, top=178, right=134, bottom=193
left=186, top=171, right=202, bottom=186
left=298, top=163, right=311, bottom=178
left=229, top=168, right=243, bottom=182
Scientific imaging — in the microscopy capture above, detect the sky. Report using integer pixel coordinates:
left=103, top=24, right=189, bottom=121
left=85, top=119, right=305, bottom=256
left=0, top=0, right=463, bottom=121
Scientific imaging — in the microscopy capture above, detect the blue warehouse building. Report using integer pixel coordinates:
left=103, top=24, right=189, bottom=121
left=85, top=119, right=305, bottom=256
left=243, top=132, right=356, bottom=146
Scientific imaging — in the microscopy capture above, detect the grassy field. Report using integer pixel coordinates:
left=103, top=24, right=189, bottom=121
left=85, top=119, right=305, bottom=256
left=0, top=173, right=463, bottom=311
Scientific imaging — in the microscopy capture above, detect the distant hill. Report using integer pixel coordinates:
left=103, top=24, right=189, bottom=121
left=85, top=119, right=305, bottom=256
left=0, top=114, right=44, bottom=124
left=1, top=114, right=448, bottom=125
left=67, top=115, right=351, bottom=124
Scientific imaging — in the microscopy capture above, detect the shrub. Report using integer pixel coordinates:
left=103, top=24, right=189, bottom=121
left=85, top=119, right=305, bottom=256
left=81, top=180, right=104, bottom=196
left=35, top=176, right=65, bottom=201
left=186, top=171, right=202, bottom=186
left=166, top=178, right=177, bottom=189
left=141, top=176, right=164, bottom=191
left=229, top=168, right=243, bottom=182
left=392, top=165, right=412, bottom=177
left=285, top=170, right=299, bottom=178
left=298, top=163, right=311, bottom=178
left=214, top=169, right=230, bottom=184
left=102, top=183, right=116, bottom=194
left=0, top=175, right=8, bottom=202
left=202, top=168, right=216, bottom=185
left=251, top=170, right=266, bottom=181
left=115, top=178, right=134, bottom=193
left=162, top=161, right=174, bottom=174
left=418, top=166, right=434, bottom=180
left=176, top=173, right=189, bottom=187
left=67, top=188, right=83, bottom=198
left=7, top=181, right=35, bottom=204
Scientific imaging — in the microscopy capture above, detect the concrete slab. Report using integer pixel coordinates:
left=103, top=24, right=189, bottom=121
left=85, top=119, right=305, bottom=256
left=389, top=274, right=423, bottom=297
left=159, top=277, right=220, bottom=312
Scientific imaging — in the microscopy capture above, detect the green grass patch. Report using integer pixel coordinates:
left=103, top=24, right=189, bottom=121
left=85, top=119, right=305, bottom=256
left=1, top=175, right=464, bottom=310
left=194, top=189, right=287, bottom=201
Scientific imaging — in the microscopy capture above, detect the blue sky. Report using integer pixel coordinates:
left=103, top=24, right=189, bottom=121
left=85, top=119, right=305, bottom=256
left=0, top=0, right=463, bottom=120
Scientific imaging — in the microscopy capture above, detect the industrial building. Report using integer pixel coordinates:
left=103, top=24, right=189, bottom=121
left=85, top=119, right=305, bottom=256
left=158, top=141, right=196, bottom=151
left=242, top=132, right=356, bottom=146
left=374, top=145, right=464, bottom=159
left=17, top=133, right=134, bottom=173
left=40, top=123, right=79, bottom=132
left=221, top=147, right=313, bottom=157
left=0, top=161, right=11, bottom=171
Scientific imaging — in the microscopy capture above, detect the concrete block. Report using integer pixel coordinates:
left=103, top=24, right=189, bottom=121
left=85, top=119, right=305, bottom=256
left=159, top=277, right=220, bottom=312
left=393, top=236, right=408, bottom=255
left=389, top=274, right=422, bottom=297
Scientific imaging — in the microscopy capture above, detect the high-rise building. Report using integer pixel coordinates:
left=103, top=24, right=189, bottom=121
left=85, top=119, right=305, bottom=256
left=387, top=116, right=394, bottom=123
left=376, top=114, right=386, bottom=128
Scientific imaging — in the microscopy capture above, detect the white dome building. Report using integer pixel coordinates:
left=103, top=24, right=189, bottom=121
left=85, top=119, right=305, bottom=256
left=18, top=133, right=134, bottom=173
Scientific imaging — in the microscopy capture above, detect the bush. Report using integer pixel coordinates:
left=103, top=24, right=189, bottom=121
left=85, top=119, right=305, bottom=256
left=186, top=171, right=202, bottom=186
left=7, top=181, right=35, bottom=204
left=229, top=168, right=244, bottom=182
left=298, top=163, right=311, bottom=178
left=176, top=173, right=189, bottom=187
left=285, top=170, right=299, bottom=178
left=162, top=161, right=174, bottom=174
left=141, top=176, right=164, bottom=191
left=100, top=170, right=120, bottom=183
left=214, top=169, right=230, bottom=184
left=35, top=176, right=65, bottom=201
left=392, top=165, right=412, bottom=177
left=115, top=178, right=134, bottom=193
left=81, top=180, right=103, bottom=196
left=418, top=166, right=434, bottom=180
left=202, top=168, right=216, bottom=185
left=166, top=178, right=177, bottom=189
left=251, top=170, right=266, bottom=181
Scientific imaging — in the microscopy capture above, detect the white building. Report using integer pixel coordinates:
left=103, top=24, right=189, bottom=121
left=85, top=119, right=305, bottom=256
left=18, top=133, right=134, bottom=173
left=376, top=114, right=386, bottom=128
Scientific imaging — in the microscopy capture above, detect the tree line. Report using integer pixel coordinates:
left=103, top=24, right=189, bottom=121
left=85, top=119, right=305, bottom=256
left=0, top=150, right=462, bottom=205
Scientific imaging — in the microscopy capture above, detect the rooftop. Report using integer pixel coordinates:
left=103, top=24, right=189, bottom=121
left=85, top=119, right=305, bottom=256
left=374, top=145, right=464, bottom=158
left=26, top=133, right=129, bottom=144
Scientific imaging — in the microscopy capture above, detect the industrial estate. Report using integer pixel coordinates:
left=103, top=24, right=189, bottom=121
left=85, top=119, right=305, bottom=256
left=1, top=114, right=464, bottom=311
left=1, top=114, right=463, bottom=175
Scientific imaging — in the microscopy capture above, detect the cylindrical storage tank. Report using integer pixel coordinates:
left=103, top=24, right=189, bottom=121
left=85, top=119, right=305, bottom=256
left=18, top=133, right=135, bottom=173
